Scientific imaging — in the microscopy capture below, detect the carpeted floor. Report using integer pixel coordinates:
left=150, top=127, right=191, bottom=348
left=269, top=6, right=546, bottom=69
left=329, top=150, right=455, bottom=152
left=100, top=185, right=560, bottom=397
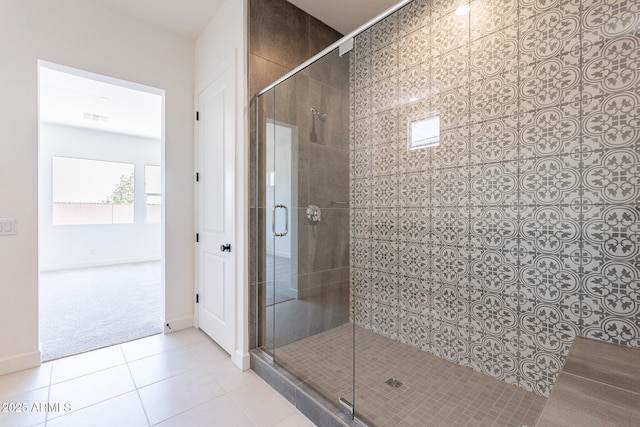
left=39, top=261, right=162, bottom=362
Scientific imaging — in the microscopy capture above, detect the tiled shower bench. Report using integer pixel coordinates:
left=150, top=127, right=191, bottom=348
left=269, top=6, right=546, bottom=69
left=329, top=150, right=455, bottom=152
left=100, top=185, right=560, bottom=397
left=536, top=337, right=640, bottom=426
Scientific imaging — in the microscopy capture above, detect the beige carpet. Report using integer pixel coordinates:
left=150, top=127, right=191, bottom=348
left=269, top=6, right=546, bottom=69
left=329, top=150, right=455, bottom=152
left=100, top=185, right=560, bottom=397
left=39, top=261, right=162, bottom=361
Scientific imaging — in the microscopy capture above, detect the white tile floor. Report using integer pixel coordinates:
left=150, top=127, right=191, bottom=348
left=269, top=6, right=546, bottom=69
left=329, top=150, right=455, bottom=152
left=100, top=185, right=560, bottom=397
left=0, top=328, right=315, bottom=427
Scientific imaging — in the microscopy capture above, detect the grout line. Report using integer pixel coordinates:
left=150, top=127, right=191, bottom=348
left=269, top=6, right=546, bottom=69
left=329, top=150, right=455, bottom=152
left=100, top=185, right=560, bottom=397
left=563, top=371, right=640, bottom=396
left=128, top=355, right=210, bottom=390
left=577, top=0, right=586, bottom=340
left=45, top=389, right=142, bottom=424
left=515, top=0, right=524, bottom=394
left=148, top=391, right=243, bottom=427
left=44, top=359, right=54, bottom=427
left=49, top=360, right=129, bottom=387
left=1, top=330, right=270, bottom=427
left=121, top=345, right=152, bottom=427
left=43, top=355, right=144, bottom=424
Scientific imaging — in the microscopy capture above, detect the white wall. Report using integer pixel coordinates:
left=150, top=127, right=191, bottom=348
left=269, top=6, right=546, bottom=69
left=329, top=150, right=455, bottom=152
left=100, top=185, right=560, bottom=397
left=195, top=0, right=248, bottom=369
left=39, top=123, right=161, bottom=270
left=0, top=0, right=195, bottom=374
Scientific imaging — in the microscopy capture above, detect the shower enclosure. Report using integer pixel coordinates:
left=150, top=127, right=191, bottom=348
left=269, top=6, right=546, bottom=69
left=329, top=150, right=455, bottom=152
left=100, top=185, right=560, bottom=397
left=255, top=43, right=356, bottom=413
left=253, top=0, right=639, bottom=424
left=253, top=42, right=543, bottom=427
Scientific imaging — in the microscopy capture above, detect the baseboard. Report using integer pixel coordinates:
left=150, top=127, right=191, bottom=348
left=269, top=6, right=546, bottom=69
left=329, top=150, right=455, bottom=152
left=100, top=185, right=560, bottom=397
left=40, top=256, right=161, bottom=272
left=0, top=350, right=42, bottom=376
left=233, top=350, right=250, bottom=370
left=163, top=315, right=194, bottom=333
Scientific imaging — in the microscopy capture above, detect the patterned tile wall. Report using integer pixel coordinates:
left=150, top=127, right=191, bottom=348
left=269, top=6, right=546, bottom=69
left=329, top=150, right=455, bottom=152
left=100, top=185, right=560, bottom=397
left=349, top=0, right=639, bottom=397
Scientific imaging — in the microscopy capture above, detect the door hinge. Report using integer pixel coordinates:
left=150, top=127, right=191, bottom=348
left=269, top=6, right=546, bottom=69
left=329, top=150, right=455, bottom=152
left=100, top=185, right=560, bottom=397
left=196, top=233, right=199, bottom=243
left=196, top=111, right=199, bottom=121
left=196, top=293, right=199, bottom=303
left=339, top=397, right=354, bottom=418
left=196, top=172, right=200, bottom=182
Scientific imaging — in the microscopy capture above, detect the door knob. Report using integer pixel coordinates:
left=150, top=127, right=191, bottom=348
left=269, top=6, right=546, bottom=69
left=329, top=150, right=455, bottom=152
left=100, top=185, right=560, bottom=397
left=220, top=243, right=231, bottom=252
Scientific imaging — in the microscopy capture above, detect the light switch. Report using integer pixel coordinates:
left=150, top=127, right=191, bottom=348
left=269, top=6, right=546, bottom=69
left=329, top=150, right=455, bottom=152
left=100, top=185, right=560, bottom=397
left=0, top=218, right=16, bottom=236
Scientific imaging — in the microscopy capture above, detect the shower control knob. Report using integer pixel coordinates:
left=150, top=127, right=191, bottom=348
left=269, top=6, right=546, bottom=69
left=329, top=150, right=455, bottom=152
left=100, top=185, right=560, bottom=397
left=306, top=205, right=321, bottom=223
left=220, top=243, right=231, bottom=252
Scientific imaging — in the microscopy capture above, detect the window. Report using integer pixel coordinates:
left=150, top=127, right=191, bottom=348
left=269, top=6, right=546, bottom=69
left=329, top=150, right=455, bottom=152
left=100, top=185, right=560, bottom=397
left=145, top=165, right=161, bottom=224
left=52, top=157, right=134, bottom=225
left=408, top=113, right=440, bottom=150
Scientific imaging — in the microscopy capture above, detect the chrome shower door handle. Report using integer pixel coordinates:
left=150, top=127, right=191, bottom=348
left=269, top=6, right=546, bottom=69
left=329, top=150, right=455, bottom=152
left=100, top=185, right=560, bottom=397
left=272, top=204, right=289, bottom=237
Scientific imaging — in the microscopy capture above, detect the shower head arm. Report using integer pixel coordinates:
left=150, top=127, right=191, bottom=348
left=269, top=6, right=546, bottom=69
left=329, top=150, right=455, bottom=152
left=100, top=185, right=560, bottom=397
left=311, top=107, right=328, bottom=122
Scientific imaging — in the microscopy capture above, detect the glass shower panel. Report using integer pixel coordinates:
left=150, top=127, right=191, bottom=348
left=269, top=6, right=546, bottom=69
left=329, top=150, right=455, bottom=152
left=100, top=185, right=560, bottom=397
left=257, top=86, right=276, bottom=355
left=271, top=73, right=300, bottom=349
left=257, top=46, right=354, bottom=416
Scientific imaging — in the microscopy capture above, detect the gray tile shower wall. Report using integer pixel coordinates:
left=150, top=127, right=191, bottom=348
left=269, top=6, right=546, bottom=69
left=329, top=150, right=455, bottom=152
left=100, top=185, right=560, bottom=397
left=350, top=0, right=639, bottom=397
left=251, top=8, right=352, bottom=347
left=260, top=50, right=351, bottom=348
left=249, top=0, right=343, bottom=349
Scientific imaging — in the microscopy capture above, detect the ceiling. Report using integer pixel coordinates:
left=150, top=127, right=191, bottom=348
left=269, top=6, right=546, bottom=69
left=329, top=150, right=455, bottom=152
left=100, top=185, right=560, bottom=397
left=39, top=66, right=162, bottom=139
left=90, top=0, right=227, bottom=40
left=287, top=0, right=402, bottom=34
left=90, top=0, right=402, bottom=40
left=43, top=0, right=404, bottom=138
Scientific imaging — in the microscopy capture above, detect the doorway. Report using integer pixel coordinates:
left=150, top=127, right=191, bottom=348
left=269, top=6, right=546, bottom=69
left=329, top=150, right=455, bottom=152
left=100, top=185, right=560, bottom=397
left=38, top=61, right=165, bottom=361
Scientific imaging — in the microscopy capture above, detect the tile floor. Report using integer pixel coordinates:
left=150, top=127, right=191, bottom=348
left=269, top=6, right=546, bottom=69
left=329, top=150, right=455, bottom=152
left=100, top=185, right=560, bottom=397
left=0, top=328, right=314, bottom=427
left=276, top=323, right=546, bottom=427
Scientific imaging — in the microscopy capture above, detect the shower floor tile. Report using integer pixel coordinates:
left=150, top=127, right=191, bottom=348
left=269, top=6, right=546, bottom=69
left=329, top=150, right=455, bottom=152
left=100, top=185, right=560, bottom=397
left=275, top=323, right=546, bottom=427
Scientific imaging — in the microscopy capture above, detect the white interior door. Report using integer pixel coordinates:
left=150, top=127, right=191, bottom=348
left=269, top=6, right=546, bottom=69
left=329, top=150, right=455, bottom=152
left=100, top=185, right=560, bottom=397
left=197, top=60, right=235, bottom=355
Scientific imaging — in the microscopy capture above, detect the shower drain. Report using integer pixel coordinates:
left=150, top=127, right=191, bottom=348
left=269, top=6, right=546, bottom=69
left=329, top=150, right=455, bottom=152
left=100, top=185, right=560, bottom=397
left=385, top=378, right=403, bottom=388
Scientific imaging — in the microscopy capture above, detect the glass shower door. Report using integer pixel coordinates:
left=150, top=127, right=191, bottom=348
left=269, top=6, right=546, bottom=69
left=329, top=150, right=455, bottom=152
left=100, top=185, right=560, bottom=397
left=257, top=47, right=355, bottom=419
left=260, top=74, right=301, bottom=357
